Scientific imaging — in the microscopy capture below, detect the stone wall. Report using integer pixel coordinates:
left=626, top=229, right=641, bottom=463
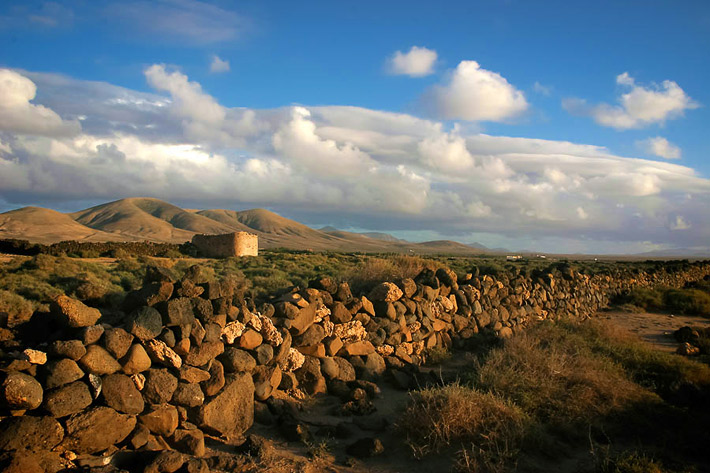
left=1, top=261, right=709, bottom=471
left=191, top=232, right=258, bottom=258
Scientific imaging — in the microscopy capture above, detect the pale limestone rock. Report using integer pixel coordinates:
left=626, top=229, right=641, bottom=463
left=221, top=321, right=245, bottom=345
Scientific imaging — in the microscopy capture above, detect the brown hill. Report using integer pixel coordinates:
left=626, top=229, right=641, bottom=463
left=71, top=198, right=235, bottom=243
left=0, top=207, right=126, bottom=244
left=0, top=198, right=492, bottom=254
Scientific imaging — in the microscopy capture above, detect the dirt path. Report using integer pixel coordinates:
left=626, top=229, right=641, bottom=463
left=598, top=310, right=710, bottom=352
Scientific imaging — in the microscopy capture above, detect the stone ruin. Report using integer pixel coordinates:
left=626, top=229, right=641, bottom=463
left=191, top=232, right=258, bottom=258
left=1, top=261, right=710, bottom=471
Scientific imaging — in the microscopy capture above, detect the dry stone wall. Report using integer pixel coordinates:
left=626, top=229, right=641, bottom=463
left=1, top=260, right=709, bottom=471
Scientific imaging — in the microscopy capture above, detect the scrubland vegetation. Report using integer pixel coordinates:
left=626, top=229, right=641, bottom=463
left=2, top=250, right=710, bottom=472
left=400, top=320, right=710, bottom=472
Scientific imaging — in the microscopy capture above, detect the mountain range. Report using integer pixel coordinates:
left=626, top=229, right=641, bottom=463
left=0, top=197, right=495, bottom=254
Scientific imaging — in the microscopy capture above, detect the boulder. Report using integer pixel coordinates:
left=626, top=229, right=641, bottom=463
left=238, top=329, right=263, bottom=350
left=51, top=295, right=101, bottom=328
left=255, top=344, right=274, bottom=365
left=171, top=382, right=205, bottom=408
left=49, top=339, right=86, bottom=360
left=82, top=324, right=105, bottom=345
left=121, top=344, right=152, bottom=374
left=252, top=366, right=281, bottom=402
left=202, top=360, right=225, bottom=397
left=143, top=368, right=178, bottom=404
left=43, top=381, right=92, bottom=417
left=103, top=327, right=134, bottom=359
left=330, top=302, right=352, bottom=324
left=220, top=348, right=257, bottom=373
left=158, top=298, right=195, bottom=327
left=287, top=304, right=317, bottom=335
left=102, top=373, right=145, bottom=414
left=294, top=324, right=326, bottom=347
left=144, top=339, right=182, bottom=369
left=198, top=373, right=254, bottom=436
left=184, top=341, right=224, bottom=367
left=171, top=428, right=205, bottom=457
left=128, top=307, right=163, bottom=341
left=294, top=356, right=327, bottom=395
left=139, top=404, right=179, bottom=436
left=368, top=282, right=403, bottom=303
left=1, top=371, right=43, bottom=409
left=43, top=358, right=84, bottom=389
left=0, top=416, right=64, bottom=452
left=62, top=406, right=136, bottom=454
left=79, top=345, right=121, bottom=375
left=179, top=366, right=211, bottom=383
left=341, top=340, right=375, bottom=356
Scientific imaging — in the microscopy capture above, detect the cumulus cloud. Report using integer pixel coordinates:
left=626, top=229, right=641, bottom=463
left=638, top=136, right=681, bottom=160
left=144, top=64, right=262, bottom=145
left=272, top=106, right=376, bottom=177
left=563, top=73, right=699, bottom=129
left=424, top=61, right=528, bottom=122
left=2, top=66, right=710, bottom=252
left=210, top=55, right=230, bottom=73
left=0, top=69, right=80, bottom=137
left=387, top=46, right=437, bottom=77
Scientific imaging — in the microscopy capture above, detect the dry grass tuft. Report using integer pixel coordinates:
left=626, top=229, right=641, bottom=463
left=399, top=383, right=527, bottom=472
left=348, top=255, right=441, bottom=293
left=475, top=321, right=655, bottom=423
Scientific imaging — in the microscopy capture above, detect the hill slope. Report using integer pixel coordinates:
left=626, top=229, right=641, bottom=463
left=0, top=198, right=493, bottom=254
left=0, top=207, right=126, bottom=244
left=71, top=198, right=235, bottom=243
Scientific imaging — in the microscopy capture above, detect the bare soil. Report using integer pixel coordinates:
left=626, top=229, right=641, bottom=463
left=599, top=310, right=710, bottom=352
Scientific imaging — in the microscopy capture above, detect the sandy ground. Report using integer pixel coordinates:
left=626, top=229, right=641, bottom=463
left=598, top=310, right=710, bottom=352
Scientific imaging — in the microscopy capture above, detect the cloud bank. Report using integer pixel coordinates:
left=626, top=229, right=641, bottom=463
left=0, top=67, right=709, bottom=252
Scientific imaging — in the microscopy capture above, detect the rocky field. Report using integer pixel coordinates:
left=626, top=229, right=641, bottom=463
left=1, top=255, right=710, bottom=472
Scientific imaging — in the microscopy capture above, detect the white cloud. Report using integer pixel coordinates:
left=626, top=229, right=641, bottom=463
left=144, top=64, right=262, bottom=145
left=145, top=64, right=225, bottom=124
left=638, top=136, right=681, bottom=159
left=563, top=73, right=699, bottom=129
left=272, top=106, right=376, bottom=177
left=106, top=0, right=248, bottom=45
left=424, top=61, right=528, bottom=122
left=3, top=66, right=710, bottom=252
left=0, top=69, right=81, bottom=137
left=210, top=55, right=230, bottom=73
left=387, top=46, right=437, bottom=77
left=533, top=81, right=551, bottom=96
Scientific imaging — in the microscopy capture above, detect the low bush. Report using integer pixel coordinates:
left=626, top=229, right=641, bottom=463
left=474, top=321, right=654, bottom=424
left=399, top=383, right=527, bottom=472
left=663, top=288, right=710, bottom=317
left=0, top=290, right=34, bottom=327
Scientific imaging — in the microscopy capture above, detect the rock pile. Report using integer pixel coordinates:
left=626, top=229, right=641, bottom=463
left=1, top=260, right=709, bottom=471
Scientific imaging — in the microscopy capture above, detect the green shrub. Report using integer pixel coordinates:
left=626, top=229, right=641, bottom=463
left=0, top=290, right=34, bottom=327
left=474, top=321, right=654, bottom=424
left=663, top=288, right=710, bottom=317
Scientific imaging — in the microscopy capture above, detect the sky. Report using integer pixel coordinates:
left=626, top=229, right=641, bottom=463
left=0, top=0, right=709, bottom=254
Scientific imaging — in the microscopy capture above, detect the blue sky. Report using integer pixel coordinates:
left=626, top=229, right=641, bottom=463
left=0, top=0, right=709, bottom=253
